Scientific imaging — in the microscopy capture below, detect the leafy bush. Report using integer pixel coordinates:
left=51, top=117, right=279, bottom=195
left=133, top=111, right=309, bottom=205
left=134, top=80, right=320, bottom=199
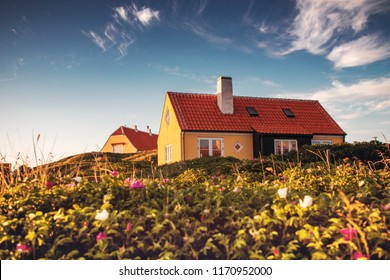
left=0, top=155, right=389, bottom=260
left=279, top=141, right=390, bottom=166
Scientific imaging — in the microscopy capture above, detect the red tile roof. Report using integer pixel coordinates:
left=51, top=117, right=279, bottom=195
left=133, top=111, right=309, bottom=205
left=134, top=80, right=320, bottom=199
left=168, top=92, right=346, bottom=135
left=111, top=126, right=158, bottom=151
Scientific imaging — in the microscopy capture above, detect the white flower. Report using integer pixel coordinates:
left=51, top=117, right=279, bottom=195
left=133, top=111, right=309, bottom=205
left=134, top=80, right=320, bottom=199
left=95, top=209, right=109, bottom=221
left=73, top=176, right=82, bottom=183
left=299, top=195, right=313, bottom=208
left=358, top=180, right=365, bottom=187
left=277, top=187, right=288, bottom=199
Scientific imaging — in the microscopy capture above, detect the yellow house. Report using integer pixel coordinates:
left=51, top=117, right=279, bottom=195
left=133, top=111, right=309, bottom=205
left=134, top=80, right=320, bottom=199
left=157, top=76, right=346, bottom=165
left=101, top=125, right=158, bottom=153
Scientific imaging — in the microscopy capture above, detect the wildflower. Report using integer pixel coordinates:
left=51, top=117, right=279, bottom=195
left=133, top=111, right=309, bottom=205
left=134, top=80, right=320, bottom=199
left=45, top=181, right=55, bottom=190
left=339, top=227, right=358, bottom=241
left=124, top=177, right=132, bottom=185
left=346, top=163, right=351, bottom=167
left=72, top=176, right=82, bottom=182
left=219, top=187, right=226, bottom=192
left=291, top=200, right=297, bottom=205
left=16, top=243, right=32, bottom=253
left=353, top=251, right=368, bottom=260
left=110, top=170, right=119, bottom=177
left=277, top=187, right=288, bottom=199
left=66, top=182, right=76, bottom=191
left=299, top=195, right=313, bottom=208
left=126, top=222, right=133, bottom=232
left=95, top=209, right=109, bottom=221
left=96, top=232, right=107, bottom=242
left=358, top=180, right=365, bottom=187
left=381, top=203, right=390, bottom=211
left=162, top=178, right=169, bottom=184
left=233, top=187, right=241, bottom=193
left=280, top=176, right=286, bottom=183
left=129, top=179, right=144, bottom=189
left=273, top=247, right=280, bottom=258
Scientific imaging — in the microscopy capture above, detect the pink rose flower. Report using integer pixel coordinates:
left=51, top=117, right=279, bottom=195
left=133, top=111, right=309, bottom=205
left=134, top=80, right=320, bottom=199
left=45, top=181, right=55, bottom=190
left=16, top=243, right=32, bottom=253
left=126, top=222, right=133, bottom=232
left=339, top=228, right=358, bottom=241
left=96, top=232, right=107, bottom=242
left=353, top=251, right=368, bottom=260
left=129, top=179, right=144, bottom=189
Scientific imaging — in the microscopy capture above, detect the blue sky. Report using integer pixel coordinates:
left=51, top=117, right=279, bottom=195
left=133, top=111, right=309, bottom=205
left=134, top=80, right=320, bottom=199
left=1, top=0, right=390, bottom=166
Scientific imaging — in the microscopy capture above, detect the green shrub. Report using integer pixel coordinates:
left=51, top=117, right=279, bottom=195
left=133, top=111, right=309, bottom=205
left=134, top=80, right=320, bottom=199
left=0, top=154, right=388, bottom=260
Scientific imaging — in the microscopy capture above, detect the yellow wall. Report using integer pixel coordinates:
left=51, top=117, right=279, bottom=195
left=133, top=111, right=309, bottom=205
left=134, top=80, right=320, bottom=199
left=157, top=94, right=183, bottom=165
left=101, top=135, right=137, bottom=153
left=312, top=135, right=344, bottom=144
left=183, top=132, right=253, bottom=161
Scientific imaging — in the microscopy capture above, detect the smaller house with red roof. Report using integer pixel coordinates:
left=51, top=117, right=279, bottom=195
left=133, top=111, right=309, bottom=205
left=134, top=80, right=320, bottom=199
left=101, top=125, right=158, bottom=154
left=157, top=76, right=346, bottom=165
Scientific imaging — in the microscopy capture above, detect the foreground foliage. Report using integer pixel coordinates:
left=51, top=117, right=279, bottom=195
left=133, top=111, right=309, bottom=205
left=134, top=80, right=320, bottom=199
left=0, top=156, right=389, bottom=260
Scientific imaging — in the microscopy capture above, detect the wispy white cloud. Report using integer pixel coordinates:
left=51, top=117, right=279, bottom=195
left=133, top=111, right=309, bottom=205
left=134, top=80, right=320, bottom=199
left=278, top=77, right=390, bottom=123
left=0, top=58, right=25, bottom=82
left=131, top=5, right=160, bottom=27
left=283, top=0, right=385, bottom=55
left=247, top=76, right=280, bottom=88
left=152, top=64, right=215, bottom=84
left=196, top=0, right=208, bottom=16
left=82, top=31, right=108, bottom=51
left=276, top=0, right=390, bottom=68
left=115, top=7, right=129, bottom=23
left=327, top=34, right=390, bottom=68
left=10, top=16, right=34, bottom=38
left=185, top=21, right=232, bottom=46
left=83, top=3, right=160, bottom=57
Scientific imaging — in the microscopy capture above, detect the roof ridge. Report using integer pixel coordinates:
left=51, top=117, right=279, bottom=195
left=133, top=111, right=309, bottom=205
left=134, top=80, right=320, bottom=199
left=236, top=95, right=318, bottom=102
left=167, top=91, right=318, bottom=102
left=168, top=91, right=214, bottom=96
left=116, top=125, right=158, bottom=136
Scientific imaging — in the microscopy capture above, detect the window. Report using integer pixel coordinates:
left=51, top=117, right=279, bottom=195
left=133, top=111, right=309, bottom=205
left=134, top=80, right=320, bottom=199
left=246, top=107, right=259, bottom=116
left=282, top=108, right=295, bottom=118
left=198, top=138, right=224, bottom=157
left=312, top=140, right=332, bottom=145
left=233, top=142, right=243, bottom=152
left=165, top=109, right=170, bottom=125
left=274, top=139, right=297, bottom=155
left=165, top=144, right=172, bottom=163
left=112, top=143, right=124, bottom=153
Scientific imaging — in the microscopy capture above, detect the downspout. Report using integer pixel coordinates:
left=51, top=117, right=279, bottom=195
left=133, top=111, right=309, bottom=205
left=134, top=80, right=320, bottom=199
left=260, top=134, right=264, bottom=156
left=181, top=131, right=185, bottom=161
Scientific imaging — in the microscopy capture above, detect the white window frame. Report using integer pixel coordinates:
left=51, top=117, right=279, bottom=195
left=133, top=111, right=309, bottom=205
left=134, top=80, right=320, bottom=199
left=165, top=109, right=170, bottom=125
left=198, top=138, right=224, bottom=158
left=112, top=143, right=124, bottom=153
left=274, top=139, right=297, bottom=155
left=165, top=144, right=172, bottom=163
left=311, top=140, right=332, bottom=145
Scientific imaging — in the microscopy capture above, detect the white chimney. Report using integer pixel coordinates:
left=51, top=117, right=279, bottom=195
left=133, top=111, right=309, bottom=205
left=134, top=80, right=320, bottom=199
left=147, top=125, right=152, bottom=136
left=217, top=76, right=233, bottom=114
